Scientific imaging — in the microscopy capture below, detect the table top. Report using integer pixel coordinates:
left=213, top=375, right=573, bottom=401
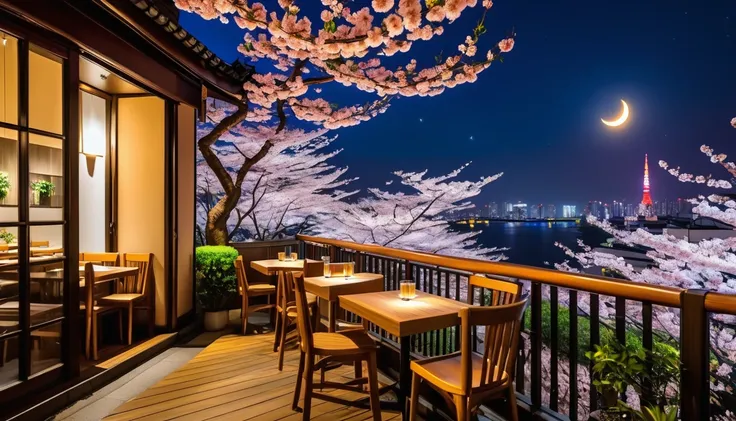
left=250, top=259, right=305, bottom=275
left=0, top=265, right=138, bottom=285
left=339, top=290, right=473, bottom=337
left=304, top=272, right=384, bottom=301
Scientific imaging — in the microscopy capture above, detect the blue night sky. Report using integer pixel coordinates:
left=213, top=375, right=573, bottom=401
left=180, top=0, right=736, bottom=210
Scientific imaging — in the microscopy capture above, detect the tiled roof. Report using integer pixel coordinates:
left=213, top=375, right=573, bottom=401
left=129, top=0, right=254, bottom=89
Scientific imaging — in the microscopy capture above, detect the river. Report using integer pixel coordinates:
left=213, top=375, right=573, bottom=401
left=466, top=221, right=582, bottom=268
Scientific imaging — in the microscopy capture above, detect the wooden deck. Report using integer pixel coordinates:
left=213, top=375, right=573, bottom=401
left=104, top=333, right=403, bottom=421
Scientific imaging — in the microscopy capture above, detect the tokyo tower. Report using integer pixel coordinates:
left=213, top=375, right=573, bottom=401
left=640, top=154, right=653, bottom=213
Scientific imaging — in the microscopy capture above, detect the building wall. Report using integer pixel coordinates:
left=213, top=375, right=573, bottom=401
left=176, top=104, right=195, bottom=318
left=78, top=91, right=107, bottom=252
left=117, top=96, right=166, bottom=326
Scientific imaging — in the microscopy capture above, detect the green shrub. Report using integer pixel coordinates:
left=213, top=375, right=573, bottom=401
left=524, top=301, right=672, bottom=362
left=195, top=245, right=239, bottom=311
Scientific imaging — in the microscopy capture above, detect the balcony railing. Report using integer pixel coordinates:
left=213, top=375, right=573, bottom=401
left=297, top=234, right=736, bottom=420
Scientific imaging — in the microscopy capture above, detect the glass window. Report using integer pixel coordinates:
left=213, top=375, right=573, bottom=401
left=29, top=322, right=61, bottom=377
left=28, top=47, right=63, bottom=135
left=0, top=260, right=20, bottom=388
left=0, top=129, right=18, bottom=222
left=29, top=134, right=63, bottom=216
left=0, top=31, right=18, bottom=126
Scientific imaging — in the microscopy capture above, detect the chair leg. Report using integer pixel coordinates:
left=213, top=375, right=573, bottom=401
left=92, top=314, right=98, bottom=361
left=302, top=354, right=314, bottom=421
left=292, top=351, right=305, bottom=411
left=147, top=298, right=155, bottom=338
left=242, top=295, right=249, bottom=335
left=454, top=395, right=469, bottom=421
left=409, top=372, right=420, bottom=421
left=366, top=353, right=382, bottom=421
left=127, top=302, right=133, bottom=345
left=118, top=310, right=123, bottom=343
left=507, top=385, right=519, bottom=421
left=85, top=312, right=91, bottom=359
left=278, top=314, right=288, bottom=371
left=273, top=308, right=282, bottom=352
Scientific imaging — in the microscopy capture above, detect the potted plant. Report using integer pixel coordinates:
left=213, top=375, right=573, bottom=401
left=587, top=342, right=645, bottom=420
left=195, top=245, right=239, bottom=331
left=0, top=172, right=9, bottom=204
left=0, top=229, right=14, bottom=245
left=30, top=180, right=55, bottom=206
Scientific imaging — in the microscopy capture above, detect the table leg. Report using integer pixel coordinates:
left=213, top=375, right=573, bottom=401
left=399, top=335, right=411, bottom=421
left=328, top=300, right=337, bottom=333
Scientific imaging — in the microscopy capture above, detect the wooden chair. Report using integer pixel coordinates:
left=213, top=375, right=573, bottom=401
left=408, top=299, right=528, bottom=421
left=81, top=262, right=118, bottom=360
left=234, top=256, right=276, bottom=335
left=79, top=252, right=120, bottom=266
left=291, top=273, right=382, bottom=421
left=98, top=253, right=154, bottom=345
left=0, top=244, right=7, bottom=252
left=468, top=274, right=521, bottom=306
left=275, top=271, right=318, bottom=371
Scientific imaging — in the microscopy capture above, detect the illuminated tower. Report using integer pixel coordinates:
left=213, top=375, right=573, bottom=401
left=639, top=154, right=653, bottom=216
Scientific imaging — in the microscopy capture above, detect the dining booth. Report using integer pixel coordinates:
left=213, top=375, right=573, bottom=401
left=0, top=0, right=248, bottom=415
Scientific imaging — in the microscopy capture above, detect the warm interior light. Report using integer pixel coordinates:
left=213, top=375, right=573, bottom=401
left=81, top=91, right=105, bottom=157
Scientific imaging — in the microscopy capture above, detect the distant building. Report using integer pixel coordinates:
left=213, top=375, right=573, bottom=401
left=530, top=204, right=542, bottom=219
left=489, top=202, right=499, bottom=218
left=612, top=201, right=624, bottom=217
left=562, top=205, right=577, bottom=218
left=512, top=203, right=527, bottom=219
left=545, top=204, right=556, bottom=218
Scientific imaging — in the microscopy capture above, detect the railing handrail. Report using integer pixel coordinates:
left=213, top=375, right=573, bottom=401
left=297, top=234, right=736, bottom=314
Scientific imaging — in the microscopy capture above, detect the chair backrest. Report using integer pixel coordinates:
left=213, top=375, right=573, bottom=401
left=468, top=275, right=521, bottom=306
left=31, top=241, right=49, bottom=247
left=80, top=252, right=120, bottom=267
left=303, top=259, right=324, bottom=278
left=281, top=271, right=299, bottom=310
left=459, top=299, right=528, bottom=394
left=0, top=244, right=8, bottom=252
left=234, top=256, right=250, bottom=294
left=121, top=253, right=153, bottom=295
left=292, top=273, right=314, bottom=353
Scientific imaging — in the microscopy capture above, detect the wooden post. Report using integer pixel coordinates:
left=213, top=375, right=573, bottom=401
left=680, top=289, right=710, bottom=421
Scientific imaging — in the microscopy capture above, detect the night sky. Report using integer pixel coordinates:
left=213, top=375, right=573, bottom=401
left=180, top=0, right=736, bottom=210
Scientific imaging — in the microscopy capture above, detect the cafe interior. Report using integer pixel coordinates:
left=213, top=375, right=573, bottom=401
left=0, top=29, right=178, bottom=390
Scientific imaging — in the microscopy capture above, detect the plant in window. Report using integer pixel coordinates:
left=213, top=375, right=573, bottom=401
left=0, top=172, right=9, bottom=202
left=0, top=229, right=14, bottom=245
left=30, top=180, right=55, bottom=206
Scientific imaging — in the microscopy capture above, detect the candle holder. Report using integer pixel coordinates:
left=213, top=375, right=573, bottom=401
left=399, top=280, right=416, bottom=301
left=277, top=252, right=286, bottom=261
left=343, top=262, right=354, bottom=279
left=322, top=256, right=331, bottom=277
left=289, top=252, right=298, bottom=261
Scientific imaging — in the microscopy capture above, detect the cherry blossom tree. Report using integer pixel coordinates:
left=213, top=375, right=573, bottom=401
left=310, top=162, right=507, bottom=258
left=176, top=0, right=515, bottom=244
left=196, top=100, right=358, bottom=243
left=553, top=116, right=736, bottom=420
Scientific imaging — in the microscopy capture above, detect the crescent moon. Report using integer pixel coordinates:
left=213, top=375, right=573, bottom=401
left=601, top=100, right=630, bottom=127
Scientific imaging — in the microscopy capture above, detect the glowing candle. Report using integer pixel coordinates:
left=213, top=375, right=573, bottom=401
left=399, top=280, right=416, bottom=300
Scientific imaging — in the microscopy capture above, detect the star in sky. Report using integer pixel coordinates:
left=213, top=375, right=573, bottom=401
left=419, top=118, right=423, bottom=123
left=469, top=135, right=475, bottom=141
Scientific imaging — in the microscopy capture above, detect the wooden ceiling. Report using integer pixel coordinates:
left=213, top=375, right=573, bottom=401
left=80, top=57, right=148, bottom=95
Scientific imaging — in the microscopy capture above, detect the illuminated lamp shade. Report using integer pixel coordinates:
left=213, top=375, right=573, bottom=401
left=81, top=91, right=106, bottom=157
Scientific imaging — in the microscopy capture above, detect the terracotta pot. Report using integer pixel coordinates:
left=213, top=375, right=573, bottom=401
left=203, top=310, right=228, bottom=331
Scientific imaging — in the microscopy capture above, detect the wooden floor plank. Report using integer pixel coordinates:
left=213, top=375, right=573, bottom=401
left=105, top=333, right=403, bottom=421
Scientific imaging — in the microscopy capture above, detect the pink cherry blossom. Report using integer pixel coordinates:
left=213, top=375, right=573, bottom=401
left=499, top=38, right=515, bottom=52
left=372, top=0, right=395, bottom=13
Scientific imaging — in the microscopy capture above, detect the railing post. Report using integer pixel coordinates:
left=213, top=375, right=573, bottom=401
left=354, top=250, right=364, bottom=272
left=298, top=239, right=305, bottom=260
left=680, top=289, right=709, bottom=421
left=404, top=260, right=413, bottom=282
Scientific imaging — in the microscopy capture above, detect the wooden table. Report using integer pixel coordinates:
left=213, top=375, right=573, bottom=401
left=339, top=290, right=473, bottom=419
left=250, top=259, right=304, bottom=275
left=304, top=272, right=384, bottom=332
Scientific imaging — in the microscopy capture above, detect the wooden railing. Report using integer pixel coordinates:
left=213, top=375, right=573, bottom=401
left=297, top=234, right=736, bottom=421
